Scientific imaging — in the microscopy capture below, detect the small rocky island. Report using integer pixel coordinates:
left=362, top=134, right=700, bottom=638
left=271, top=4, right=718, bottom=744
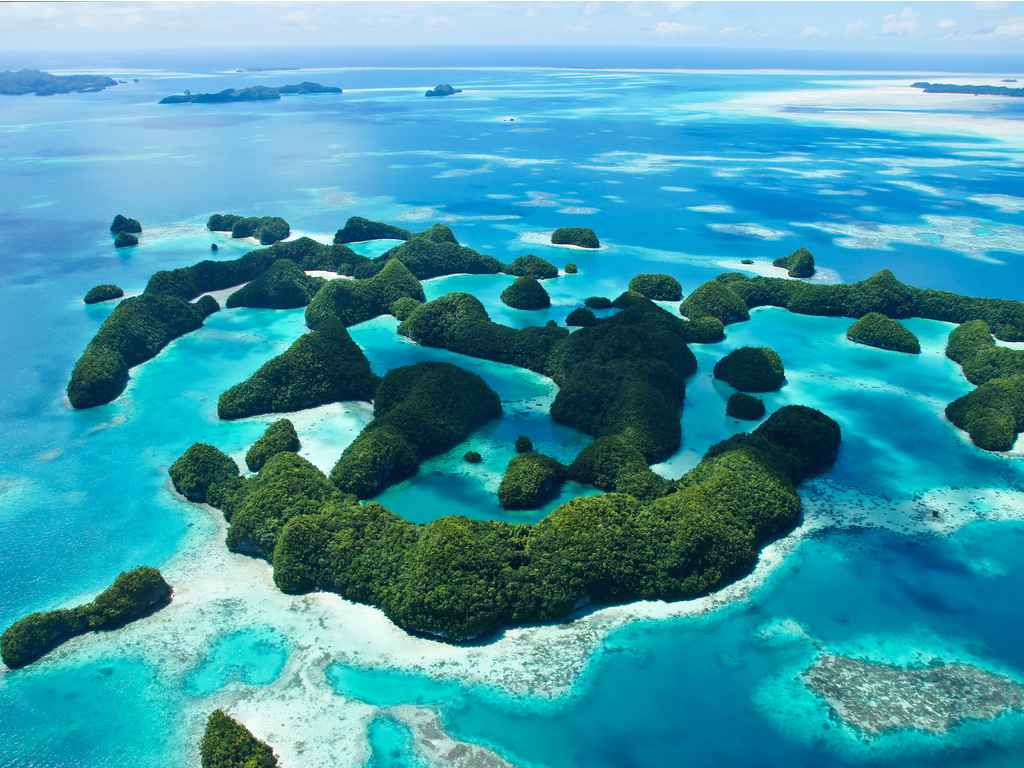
left=425, top=84, right=462, bottom=97
left=160, top=82, right=341, bottom=104
left=0, top=69, right=118, bottom=95
left=802, top=653, right=1024, bottom=735
left=551, top=227, right=600, bottom=248
left=201, top=710, right=278, bottom=768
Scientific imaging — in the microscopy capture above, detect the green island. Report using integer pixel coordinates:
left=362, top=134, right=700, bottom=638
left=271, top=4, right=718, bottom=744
left=505, top=253, right=559, bottom=280
left=714, top=347, right=786, bottom=392
left=356, top=225, right=503, bottom=280
left=1, top=567, right=171, bottom=668
left=245, top=419, right=300, bottom=472
left=334, top=216, right=413, bottom=244
left=773, top=246, right=815, bottom=278
left=225, top=259, right=326, bottom=309
left=329, top=362, right=502, bottom=498
left=611, top=290, right=646, bottom=309
left=172, top=405, right=839, bottom=639
left=0, top=69, right=117, bottom=96
left=305, top=258, right=425, bottom=328
left=498, top=451, right=568, bottom=510
left=501, top=276, right=551, bottom=310
left=566, top=307, right=597, bottom=326
left=218, top=317, right=379, bottom=420
left=680, top=278, right=750, bottom=323
left=84, top=284, right=124, bottom=304
left=114, top=232, right=138, bottom=248
left=160, top=82, right=341, bottom=104
left=68, top=293, right=219, bottom=408
left=584, top=296, right=612, bottom=309
left=564, top=262, right=578, bottom=274
left=911, top=82, right=1024, bottom=98
left=551, top=227, right=600, bottom=249
left=846, top=312, right=921, bottom=354
left=628, top=273, right=683, bottom=301
left=945, top=377, right=1024, bottom=452
left=208, top=214, right=290, bottom=245
left=110, top=215, right=142, bottom=234
left=727, top=392, right=766, bottom=420
left=425, top=84, right=462, bottom=97
left=200, top=710, right=278, bottom=768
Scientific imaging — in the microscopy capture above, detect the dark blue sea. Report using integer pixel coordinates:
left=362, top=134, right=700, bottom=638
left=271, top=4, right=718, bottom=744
left=1, top=45, right=1024, bottom=768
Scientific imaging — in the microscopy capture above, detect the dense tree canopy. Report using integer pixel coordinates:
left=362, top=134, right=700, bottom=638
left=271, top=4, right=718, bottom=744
left=846, top=312, right=921, bottom=354
left=628, top=273, right=683, bottom=301
left=713, top=347, right=786, bottom=392
left=84, top=284, right=124, bottom=304
left=200, top=710, right=278, bottom=768
left=225, top=259, right=326, bottom=310
left=333, top=216, right=413, bottom=244
left=501, top=276, right=551, bottom=310
left=305, top=258, right=425, bottom=329
left=773, top=247, right=815, bottom=278
left=504, top=254, right=559, bottom=280
left=551, top=227, right=599, bottom=248
left=245, top=419, right=300, bottom=472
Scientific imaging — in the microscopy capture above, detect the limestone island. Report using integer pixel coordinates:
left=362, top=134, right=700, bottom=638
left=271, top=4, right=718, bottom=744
left=1, top=567, right=171, bottom=668
left=84, top=284, right=124, bottom=304
left=912, top=82, right=1024, bottom=98
left=629, top=273, right=683, bottom=301
left=110, top=214, right=142, bottom=234
left=208, top=214, right=289, bottom=245
left=846, top=312, right=920, bottom=354
left=773, top=246, right=815, bottom=278
left=501, top=276, right=551, bottom=310
left=160, top=82, right=341, bottom=104
left=552, top=227, right=600, bottom=249
left=714, top=346, right=786, bottom=392
left=425, top=84, right=462, bottom=97
left=0, top=69, right=117, bottom=96
left=201, top=710, right=278, bottom=768
left=727, top=392, right=766, bottom=420
left=802, top=653, right=1024, bottom=735
left=114, top=232, right=138, bottom=248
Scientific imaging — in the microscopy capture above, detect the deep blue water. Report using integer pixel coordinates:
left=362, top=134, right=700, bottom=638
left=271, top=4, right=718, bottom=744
left=2, top=47, right=1024, bottom=768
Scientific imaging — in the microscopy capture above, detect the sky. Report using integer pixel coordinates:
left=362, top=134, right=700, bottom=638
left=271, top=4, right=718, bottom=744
left=0, top=1, right=1022, bottom=54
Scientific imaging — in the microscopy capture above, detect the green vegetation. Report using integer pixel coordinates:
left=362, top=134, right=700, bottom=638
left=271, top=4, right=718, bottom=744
left=363, top=231, right=501, bottom=280
left=567, top=436, right=667, bottom=500
left=160, top=82, right=340, bottom=104
left=398, top=292, right=568, bottom=374
left=515, top=436, right=533, bottom=453
left=564, top=263, right=578, bottom=274
left=551, top=227, right=599, bottom=248
left=84, top=284, right=124, bottom=304
left=146, top=237, right=356, bottom=301
left=464, top=451, right=482, bottom=463
left=218, top=317, right=379, bottom=420
left=498, top=452, right=568, bottom=510
left=501, top=276, right=551, bottom=310
left=741, top=259, right=754, bottom=265
left=566, top=307, right=597, bottom=327
left=200, top=710, right=278, bottom=768
left=260, top=405, right=840, bottom=639
left=846, top=312, right=921, bottom=354
left=611, top=290, right=646, bottom=310
left=946, top=377, right=1024, bottom=452
left=725, top=269, right=1024, bottom=342
left=68, top=294, right=216, bottom=409
left=114, top=232, right=138, bottom=248
left=0, top=69, right=117, bottom=96
left=425, top=84, right=463, bottom=97
left=110, top=215, right=142, bottom=234
left=945, top=320, right=1024, bottom=386
left=390, top=296, right=422, bottom=321
left=329, top=362, right=502, bottom=497
left=727, top=392, right=766, bottom=420
left=714, top=347, right=786, bottom=392
left=773, top=247, right=815, bottom=278
left=225, top=259, right=326, bottom=309
left=245, top=419, right=300, bottom=472
left=680, top=279, right=750, bottom=324
left=206, top=214, right=290, bottom=244
left=170, top=443, right=245, bottom=508
left=680, top=316, right=725, bottom=344
left=334, top=217, right=413, bottom=244
left=628, top=274, right=683, bottom=301
left=305, top=258, right=425, bottom=329
left=1, top=567, right=171, bottom=668
left=584, top=296, right=612, bottom=310
left=505, top=254, right=559, bottom=280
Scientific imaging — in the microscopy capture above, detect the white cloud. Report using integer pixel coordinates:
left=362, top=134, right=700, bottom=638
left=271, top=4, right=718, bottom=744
left=846, top=20, right=869, bottom=35
left=719, top=26, right=742, bottom=35
left=993, top=16, right=1024, bottom=35
left=882, top=7, right=921, bottom=35
left=653, top=20, right=705, bottom=35
left=973, top=1, right=1013, bottom=9
left=800, top=26, right=827, bottom=37
left=936, top=18, right=958, bottom=28
left=563, top=19, right=594, bottom=33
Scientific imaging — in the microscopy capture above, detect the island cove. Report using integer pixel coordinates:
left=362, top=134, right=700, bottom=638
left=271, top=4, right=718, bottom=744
left=53, top=211, right=1024, bottom=646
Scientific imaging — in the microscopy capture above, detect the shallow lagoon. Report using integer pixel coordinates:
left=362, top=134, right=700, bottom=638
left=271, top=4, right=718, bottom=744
left=2, top=50, right=1024, bottom=767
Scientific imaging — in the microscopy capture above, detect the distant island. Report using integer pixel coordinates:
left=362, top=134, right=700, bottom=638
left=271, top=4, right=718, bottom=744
left=236, top=68, right=298, bottom=73
left=911, top=82, right=1024, bottom=97
left=425, top=84, right=462, bottom=97
left=160, top=82, right=341, bottom=104
left=0, top=69, right=117, bottom=96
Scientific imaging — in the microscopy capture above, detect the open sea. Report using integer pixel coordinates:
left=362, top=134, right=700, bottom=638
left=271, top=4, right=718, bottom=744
left=1, top=45, right=1024, bottom=768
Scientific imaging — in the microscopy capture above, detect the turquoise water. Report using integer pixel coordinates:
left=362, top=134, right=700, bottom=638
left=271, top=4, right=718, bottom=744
left=2, top=49, right=1024, bottom=767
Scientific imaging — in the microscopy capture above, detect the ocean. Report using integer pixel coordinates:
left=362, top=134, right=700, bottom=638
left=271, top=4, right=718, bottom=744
left=1, top=45, right=1024, bottom=768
